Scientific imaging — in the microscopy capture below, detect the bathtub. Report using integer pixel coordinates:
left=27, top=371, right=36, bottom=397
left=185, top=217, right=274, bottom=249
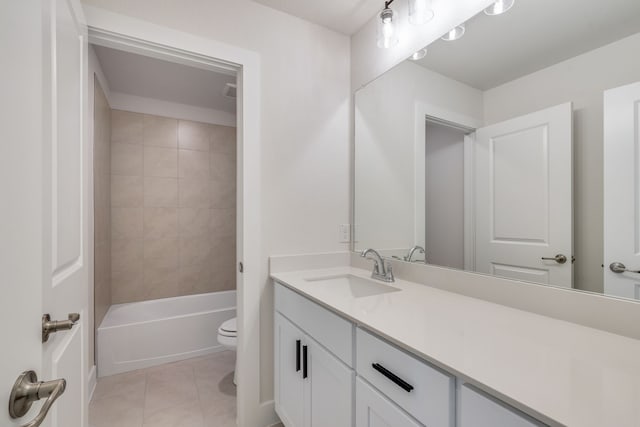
left=97, top=290, right=236, bottom=377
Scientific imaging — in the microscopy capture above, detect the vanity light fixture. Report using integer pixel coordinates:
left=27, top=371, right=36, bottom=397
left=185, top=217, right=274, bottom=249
left=408, top=0, right=434, bottom=25
left=484, top=0, right=515, bottom=16
left=441, top=23, right=465, bottom=41
left=409, top=48, right=427, bottom=60
left=377, top=1, right=399, bottom=48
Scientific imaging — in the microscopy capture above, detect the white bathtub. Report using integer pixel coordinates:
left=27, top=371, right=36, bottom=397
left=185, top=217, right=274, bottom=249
left=97, top=291, right=236, bottom=377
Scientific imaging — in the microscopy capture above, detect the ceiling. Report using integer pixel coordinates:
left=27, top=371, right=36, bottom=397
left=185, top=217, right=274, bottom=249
left=93, top=45, right=237, bottom=113
left=251, top=0, right=380, bottom=35
left=412, top=0, right=640, bottom=90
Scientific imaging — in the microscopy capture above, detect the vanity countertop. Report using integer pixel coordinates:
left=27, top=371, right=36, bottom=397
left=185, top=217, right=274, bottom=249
left=271, top=266, right=640, bottom=427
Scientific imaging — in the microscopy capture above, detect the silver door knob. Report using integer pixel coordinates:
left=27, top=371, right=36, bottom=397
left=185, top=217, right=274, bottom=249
left=541, top=254, right=567, bottom=264
left=42, top=313, right=79, bottom=342
left=609, top=262, right=640, bottom=274
left=9, top=370, right=66, bottom=427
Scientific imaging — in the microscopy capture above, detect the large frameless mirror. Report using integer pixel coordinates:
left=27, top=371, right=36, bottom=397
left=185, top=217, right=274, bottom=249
left=354, top=0, right=640, bottom=301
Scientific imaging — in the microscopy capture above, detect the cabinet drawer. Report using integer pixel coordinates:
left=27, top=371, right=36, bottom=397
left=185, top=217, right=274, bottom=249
left=356, top=328, right=454, bottom=427
left=275, top=282, right=354, bottom=366
left=460, top=384, right=546, bottom=427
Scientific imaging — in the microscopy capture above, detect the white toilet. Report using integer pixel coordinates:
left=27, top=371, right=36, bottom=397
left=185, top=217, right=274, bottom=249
left=217, top=317, right=238, bottom=384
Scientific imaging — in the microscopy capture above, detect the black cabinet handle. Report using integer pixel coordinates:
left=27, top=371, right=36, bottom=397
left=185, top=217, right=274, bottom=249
left=372, top=363, right=414, bottom=392
left=296, top=340, right=301, bottom=372
left=302, top=345, right=308, bottom=379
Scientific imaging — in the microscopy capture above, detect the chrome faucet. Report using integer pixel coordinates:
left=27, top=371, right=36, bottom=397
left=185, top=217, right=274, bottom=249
left=361, top=249, right=394, bottom=283
left=405, top=245, right=425, bottom=263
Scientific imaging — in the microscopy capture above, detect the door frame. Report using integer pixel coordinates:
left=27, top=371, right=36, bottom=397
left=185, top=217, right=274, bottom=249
left=84, top=6, right=263, bottom=426
left=413, top=101, right=481, bottom=269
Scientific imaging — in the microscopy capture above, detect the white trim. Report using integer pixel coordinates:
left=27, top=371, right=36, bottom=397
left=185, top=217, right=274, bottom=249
left=84, top=6, right=267, bottom=426
left=413, top=101, right=482, bottom=249
left=109, top=92, right=236, bottom=127
left=463, top=133, right=476, bottom=271
left=87, top=364, right=97, bottom=402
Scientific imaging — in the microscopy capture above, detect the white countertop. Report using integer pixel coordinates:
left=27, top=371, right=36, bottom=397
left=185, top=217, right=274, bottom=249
left=271, top=266, right=640, bottom=427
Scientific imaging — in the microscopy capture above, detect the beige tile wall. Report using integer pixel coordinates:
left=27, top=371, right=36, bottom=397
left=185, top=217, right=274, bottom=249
left=110, top=110, right=236, bottom=303
left=94, top=78, right=112, bottom=363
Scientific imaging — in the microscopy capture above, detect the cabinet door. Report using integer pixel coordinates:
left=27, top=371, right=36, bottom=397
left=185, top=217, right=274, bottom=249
left=355, top=378, right=422, bottom=427
left=275, top=313, right=305, bottom=427
left=305, top=337, right=354, bottom=427
left=460, top=384, right=546, bottom=427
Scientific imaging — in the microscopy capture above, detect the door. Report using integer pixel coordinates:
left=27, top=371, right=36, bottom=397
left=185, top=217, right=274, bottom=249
left=604, top=81, right=640, bottom=300
left=305, top=338, right=353, bottom=427
left=0, top=1, right=89, bottom=426
left=475, top=103, right=573, bottom=287
left=355, top=378, right=421, bottom=427
left=275, top=313, right=305, bottom=427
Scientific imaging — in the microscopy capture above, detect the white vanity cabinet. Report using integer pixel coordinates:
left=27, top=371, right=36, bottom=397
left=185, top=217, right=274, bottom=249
left=274, top=285, right=354, bottom=427
left=274, top=281, right=549, bottom=427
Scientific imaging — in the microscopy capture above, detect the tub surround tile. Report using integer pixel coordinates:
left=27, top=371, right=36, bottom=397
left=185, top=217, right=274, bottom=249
left=111, top=208, right=143, bottom=240
left=179, top=236, right=211, bottom=267
left=179, top=120, right=210, bottom=152
left=108, top=111, right=237, bottom=304
left=111, top=110, right=144, bottom=145
left=179, top=149, right=210, bottom=179
left=111, top=239, right=143, bottom=273
left=210, top=125, right=236, bottom=154
left=144, top=177, right=178, bottom=207
left=143, top=207, right=179, bottom=239
left=210, top=179, right=236, bottom=209
left=111, top=176, right=143, bottom=208
left=179, top=208, right=209, bottom=237
left=179, top=177, right=210, bottom=208
left=143, top=115, right=177, bottom=148
left=111, top=143, right=143, bottom=176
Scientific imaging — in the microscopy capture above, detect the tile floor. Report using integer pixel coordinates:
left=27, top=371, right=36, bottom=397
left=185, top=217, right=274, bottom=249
left=89, top=351, right=237, bottom=427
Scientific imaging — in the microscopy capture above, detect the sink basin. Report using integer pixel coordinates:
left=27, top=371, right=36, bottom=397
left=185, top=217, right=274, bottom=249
left=305, top=274, right=400, bottom=298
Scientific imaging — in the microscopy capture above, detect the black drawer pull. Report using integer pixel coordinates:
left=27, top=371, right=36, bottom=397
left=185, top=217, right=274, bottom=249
left=303, top=345, right=308, bottom=379
left=372, top=363, right=414, bottom=392
left=296, top=340, right=301, bottom=372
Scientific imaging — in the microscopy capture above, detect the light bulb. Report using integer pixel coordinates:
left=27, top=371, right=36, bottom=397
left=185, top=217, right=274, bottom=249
left=377, top=8, right=398, bottom=48
left=409, top=0, right=434, bottom=26
left=409, top=48, right=427, bottom=60
left=484, top=0, right=515, bottom=16
left=441, top=23, right=465, bottom=41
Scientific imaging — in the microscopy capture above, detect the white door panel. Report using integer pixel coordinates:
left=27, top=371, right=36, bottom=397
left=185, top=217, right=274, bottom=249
left=1, top=1, right=88, bottom=426
left=0, top=2, right=46, bottom=425
left=604, top=81, right=640, bottom=300
left=274, top=314, right=305, bottom=427
left=305, top=339, right=353, bottom=427
left=475, top=103, right=573, bottom=287
left=355, top=379, right=421, bottom=427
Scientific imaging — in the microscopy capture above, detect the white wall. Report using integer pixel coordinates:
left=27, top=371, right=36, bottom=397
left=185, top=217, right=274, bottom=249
left=81, top=1, right=351, bottom=425
left=351, top=0, right=495, bottom=90
left=425, top=121, right=465, bottom=269
left=484, top=32, right=640, bottom=293
left=354, top=61, right=482, bottom=253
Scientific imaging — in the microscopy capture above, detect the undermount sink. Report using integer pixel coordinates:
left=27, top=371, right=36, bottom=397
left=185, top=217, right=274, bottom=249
left=305, top=274, right=400, bottom=298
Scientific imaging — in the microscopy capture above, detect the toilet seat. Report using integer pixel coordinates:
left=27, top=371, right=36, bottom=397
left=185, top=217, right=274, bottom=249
left=218, top=318, right=237, bottom=337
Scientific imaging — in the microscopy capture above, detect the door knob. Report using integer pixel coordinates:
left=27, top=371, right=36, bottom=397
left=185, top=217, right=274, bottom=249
left=8, top=370, right=66, bottom=427
left=609, top=262, right=640, bottom=274
left=42, top=313, right=80, bottom=342
left=541, top=254, right=567, bottom=264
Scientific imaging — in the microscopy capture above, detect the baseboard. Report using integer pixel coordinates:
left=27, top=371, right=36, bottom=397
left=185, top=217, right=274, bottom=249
left=87, top=365, right=97, bottom=402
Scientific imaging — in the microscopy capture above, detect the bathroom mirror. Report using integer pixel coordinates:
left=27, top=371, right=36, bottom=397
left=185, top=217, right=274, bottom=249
left=354, top=0, right=640, bottom=301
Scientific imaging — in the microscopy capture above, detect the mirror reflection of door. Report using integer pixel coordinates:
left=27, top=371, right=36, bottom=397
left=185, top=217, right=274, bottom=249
left=604, top=81, right=640, bottom=300
left=474, top=103, right=573, bottom=288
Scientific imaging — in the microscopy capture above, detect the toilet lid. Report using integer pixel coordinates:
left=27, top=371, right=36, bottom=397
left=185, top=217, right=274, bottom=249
left=219, top=318, right=237, bottom=335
